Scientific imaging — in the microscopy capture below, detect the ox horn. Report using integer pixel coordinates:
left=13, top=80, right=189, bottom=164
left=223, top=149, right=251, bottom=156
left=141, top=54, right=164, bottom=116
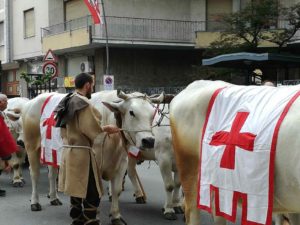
left=150, top=92, right=165, bottom=104
left=117, top=89, right=129, bottom=100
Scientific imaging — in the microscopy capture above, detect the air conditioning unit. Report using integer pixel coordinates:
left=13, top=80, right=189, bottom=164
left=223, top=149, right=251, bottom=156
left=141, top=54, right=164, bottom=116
left=80, top=61, right=92, bottom=73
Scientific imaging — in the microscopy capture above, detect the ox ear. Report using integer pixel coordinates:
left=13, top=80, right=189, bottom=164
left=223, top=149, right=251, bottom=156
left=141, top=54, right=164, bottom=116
left=117, top=89, right=129, bottom=100
left=150, top=92, right=165, bottom=104
left=102, top=101, right=121, bottom=113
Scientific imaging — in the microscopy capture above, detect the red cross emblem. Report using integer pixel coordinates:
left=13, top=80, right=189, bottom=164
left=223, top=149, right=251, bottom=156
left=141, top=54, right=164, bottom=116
left=209, top=112, right=256, bottom=170
left=42, top=112, right=56, bottom=139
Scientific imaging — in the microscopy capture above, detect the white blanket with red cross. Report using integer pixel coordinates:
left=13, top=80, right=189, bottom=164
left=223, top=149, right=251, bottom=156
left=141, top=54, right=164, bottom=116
left=198, top=85, right=300, bottom=225
left=40, top=94, right=65, bottom=167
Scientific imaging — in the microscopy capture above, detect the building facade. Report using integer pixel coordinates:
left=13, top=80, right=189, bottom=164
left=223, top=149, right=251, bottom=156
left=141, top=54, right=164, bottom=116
left=2, top=0, right=300, bottom=98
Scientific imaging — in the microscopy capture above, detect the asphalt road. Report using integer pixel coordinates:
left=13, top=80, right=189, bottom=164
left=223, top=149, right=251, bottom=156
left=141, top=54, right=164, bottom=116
left=0, top=161, right=244, bottom=225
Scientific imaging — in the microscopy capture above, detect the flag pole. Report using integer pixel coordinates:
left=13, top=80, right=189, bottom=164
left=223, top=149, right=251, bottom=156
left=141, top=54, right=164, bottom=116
left=100, top=0, right=110, bottom=75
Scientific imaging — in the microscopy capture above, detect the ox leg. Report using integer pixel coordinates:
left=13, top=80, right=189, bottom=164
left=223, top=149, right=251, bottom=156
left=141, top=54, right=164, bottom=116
left=273, top=214, right=285, bottom=225
left=107, top=182, right=112, bottom=202
left=48, top=166, right=62, bottom=206
left=287, top=213, right=300, bottom=225
left=172, top=171, right=184, bottom=214
left=10, top=150, right=26, bottom=187
left=127, top=157, right=146, bottom=203
left=211, top=195, right=226, bottom=225
left=27, top=149, right=42, bottom=211
left=173, top=151, right=200, bottom=225
left=157, top=156, right=177, bottom=220
left=110, top=160, right=127, bottom=225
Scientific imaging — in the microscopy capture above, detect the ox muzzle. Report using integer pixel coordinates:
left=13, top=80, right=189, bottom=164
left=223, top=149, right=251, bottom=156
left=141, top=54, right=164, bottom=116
left=17, top=140, right=25, bottom=148
left=141, top=137, right=155, bottom=149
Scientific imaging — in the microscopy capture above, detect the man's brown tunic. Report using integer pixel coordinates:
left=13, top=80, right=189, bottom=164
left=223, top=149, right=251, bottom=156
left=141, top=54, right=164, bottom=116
left=58, top=93, right=103, bottom=198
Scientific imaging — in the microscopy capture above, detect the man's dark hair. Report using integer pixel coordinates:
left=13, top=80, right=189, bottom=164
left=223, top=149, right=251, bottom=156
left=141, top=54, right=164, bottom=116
left=75, top=73, right=93, bottom=89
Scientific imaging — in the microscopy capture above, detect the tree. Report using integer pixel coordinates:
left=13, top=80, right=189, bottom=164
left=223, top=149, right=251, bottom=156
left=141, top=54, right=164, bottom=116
left=261, top=3, right=300, bottom=49
left=205, top=0, right=300, bottom=56
left=20, top=71, right=52, bottom=86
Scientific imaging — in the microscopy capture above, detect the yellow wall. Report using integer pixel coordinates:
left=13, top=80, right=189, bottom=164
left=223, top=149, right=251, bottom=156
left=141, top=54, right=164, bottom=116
left=42, top=28, right=90, bottom=52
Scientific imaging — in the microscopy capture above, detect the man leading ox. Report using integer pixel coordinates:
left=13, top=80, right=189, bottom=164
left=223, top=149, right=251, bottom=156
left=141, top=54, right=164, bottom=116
left=55, top=73, right=120, bottom=225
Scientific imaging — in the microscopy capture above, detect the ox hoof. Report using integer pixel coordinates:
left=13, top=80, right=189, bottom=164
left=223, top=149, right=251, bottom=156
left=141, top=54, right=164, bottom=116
left=50, top=199, right=63, bottom=206
left=12, top=181, right=24, bottom=187
left=111, top=217, right=127, bottom=225
left=135, top=196, right=146, bottom=204
left=31, top=203, right=42, bottom=211
left=163, top=212, right=177, bottom=220
left=173, top=206, right=184, bottom=214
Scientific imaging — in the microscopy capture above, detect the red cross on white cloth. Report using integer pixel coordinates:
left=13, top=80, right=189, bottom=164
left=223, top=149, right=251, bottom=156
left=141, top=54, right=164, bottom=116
left=198, top=86, right=300, bottom=225
left=210, top=111, right=256, bottom=170
left=40, top=94, right=65, bottom=167
left=42, top=112, right=56, bottom=139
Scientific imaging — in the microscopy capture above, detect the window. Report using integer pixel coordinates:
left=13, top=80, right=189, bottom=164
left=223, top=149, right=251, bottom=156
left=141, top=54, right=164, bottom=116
left=7, top=73, right=14, bottom=82
left=0, top=22, right=3, bottom=45
left=24, top=8, right=35, bottom=38
left=65, top=0, right=89, bottom=21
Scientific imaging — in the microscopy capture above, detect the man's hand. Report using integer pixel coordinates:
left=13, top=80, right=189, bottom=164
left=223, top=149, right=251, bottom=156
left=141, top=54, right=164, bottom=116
left=102, top=125, right=121, bottom=134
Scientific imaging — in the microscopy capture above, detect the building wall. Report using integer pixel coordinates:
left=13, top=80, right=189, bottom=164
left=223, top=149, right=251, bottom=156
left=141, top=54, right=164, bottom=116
left=104, top=0, right=190, bottom=20
left=48, top=0, right=206, bottom=26
left=12, top=0, right=49, bottom=60
left=0, top=0, right=5, bottom=62
left=96, top=48, right=201, bottom=90
left=48, top=0, right=64, bottom=26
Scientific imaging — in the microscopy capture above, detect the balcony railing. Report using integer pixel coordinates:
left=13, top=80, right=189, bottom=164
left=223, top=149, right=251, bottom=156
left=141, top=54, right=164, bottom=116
left=93, top=16, right=205, bottom=43
left=41, top=16, right=93, bottom=37
left=41, top=15, right=205, bottom=44
left=41, top=16, right=297, bottom=44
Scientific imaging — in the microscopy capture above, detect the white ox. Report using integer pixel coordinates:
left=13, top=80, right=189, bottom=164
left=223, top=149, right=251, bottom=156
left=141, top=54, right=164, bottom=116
left=22, top=91, right=163, bottom=225
left=125, top=102, right=183, bottom=220
left=170, top=80, right=300, bottom=225
left=0, top=97, right=29, bottom=187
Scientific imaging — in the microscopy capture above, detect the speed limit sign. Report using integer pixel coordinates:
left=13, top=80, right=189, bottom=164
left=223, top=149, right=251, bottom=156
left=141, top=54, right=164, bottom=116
left=42, top=61, right=58, bottom=79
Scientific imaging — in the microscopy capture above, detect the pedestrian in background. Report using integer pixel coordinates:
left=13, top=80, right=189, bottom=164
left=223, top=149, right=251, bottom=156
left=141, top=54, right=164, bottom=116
left=0, top=94, right=18, bottom=197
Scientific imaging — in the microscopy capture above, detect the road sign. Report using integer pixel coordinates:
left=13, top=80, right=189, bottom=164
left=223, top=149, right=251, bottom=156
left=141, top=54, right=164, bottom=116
left=43, top=49, right=57, bottom=62
left=43, top=61, right=58, bottom=79
left=103, top=75, right=114, bottom=90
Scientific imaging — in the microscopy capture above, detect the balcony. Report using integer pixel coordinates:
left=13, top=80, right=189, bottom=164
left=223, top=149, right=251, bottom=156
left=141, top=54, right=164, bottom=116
left=41, top=16, right=205, bottom=51
left=41, top=16, right=92, bottom=52
left=92, top=16, right=204, bottom=46
left=196, top=19, right=297, bottom=48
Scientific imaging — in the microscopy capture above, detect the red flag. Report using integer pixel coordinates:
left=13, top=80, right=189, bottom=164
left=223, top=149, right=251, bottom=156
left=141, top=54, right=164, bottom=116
left=84, top=0, right=102, bottom=24
left=0, top=116, right=17, bottom=158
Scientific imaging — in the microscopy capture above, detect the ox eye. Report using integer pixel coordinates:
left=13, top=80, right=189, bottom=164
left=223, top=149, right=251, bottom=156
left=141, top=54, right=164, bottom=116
left=129, top=110, right=135, bottom=117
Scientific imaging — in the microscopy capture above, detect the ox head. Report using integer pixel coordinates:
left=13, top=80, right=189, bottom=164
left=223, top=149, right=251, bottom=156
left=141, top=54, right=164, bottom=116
left=103, top=90, right=164, bottom=150
left=4, top=98, right=28, bottom=149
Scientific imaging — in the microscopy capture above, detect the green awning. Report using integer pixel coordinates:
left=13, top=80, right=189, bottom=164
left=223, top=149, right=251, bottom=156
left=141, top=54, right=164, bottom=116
left=202, top=52, right=300, bottom=69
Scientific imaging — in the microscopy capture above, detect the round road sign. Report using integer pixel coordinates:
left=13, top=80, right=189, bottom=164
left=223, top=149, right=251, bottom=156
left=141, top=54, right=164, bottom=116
left=105, top=76, right=113, bottom=84
left=42, top=61, right=58, bottom=79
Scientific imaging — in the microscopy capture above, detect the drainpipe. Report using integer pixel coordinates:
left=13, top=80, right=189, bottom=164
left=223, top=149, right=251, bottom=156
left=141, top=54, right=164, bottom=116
left=4, top=0, right=11, bottom=63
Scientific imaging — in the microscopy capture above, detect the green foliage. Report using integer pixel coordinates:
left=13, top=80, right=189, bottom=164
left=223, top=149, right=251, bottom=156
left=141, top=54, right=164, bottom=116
left=20, top=71, right=52, bottom=86
left=261, top=3, right=300, bottom=48
left=193, top=66, right=245, bottom=84
left=206, top=0, right=300, bottom=56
